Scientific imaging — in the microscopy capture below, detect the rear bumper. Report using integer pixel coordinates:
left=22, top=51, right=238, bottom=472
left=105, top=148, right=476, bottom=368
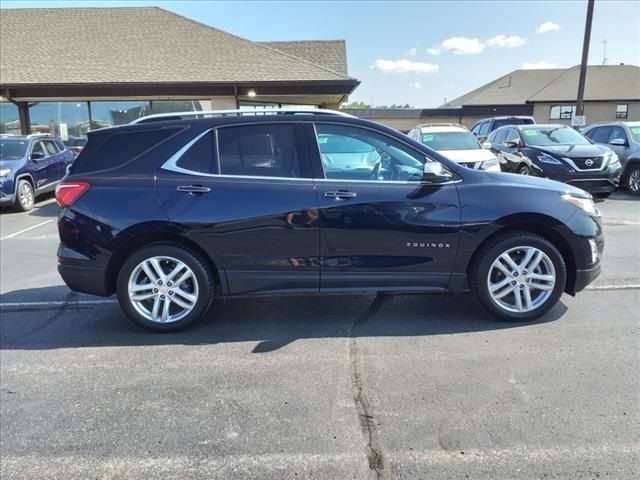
left=57, top=245, right=113, bottom=297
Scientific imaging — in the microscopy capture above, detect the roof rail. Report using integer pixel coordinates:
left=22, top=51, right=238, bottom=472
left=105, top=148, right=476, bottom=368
left=130, top=108, right=355, bottom=125
left=26, top=133, right=53, bottom=138
left=415, top=122, right=466, bottom=129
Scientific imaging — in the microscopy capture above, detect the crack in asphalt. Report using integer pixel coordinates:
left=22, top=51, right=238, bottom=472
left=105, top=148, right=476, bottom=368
left=349, top=294, right=387, bottom=480
left=2, top=290, right=77, bottom=345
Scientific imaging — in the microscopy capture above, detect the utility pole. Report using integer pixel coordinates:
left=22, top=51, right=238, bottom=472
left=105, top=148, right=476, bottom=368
left=576, top=0, right=595, bottom=117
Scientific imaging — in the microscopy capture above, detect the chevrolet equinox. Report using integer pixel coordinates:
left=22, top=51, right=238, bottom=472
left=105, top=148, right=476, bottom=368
left=56, top=109, right=603, bottom=332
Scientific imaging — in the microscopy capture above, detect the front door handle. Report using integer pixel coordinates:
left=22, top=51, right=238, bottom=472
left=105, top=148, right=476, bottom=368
left=324, top=190, right=357, bottom=200
left=176, top=185, right=211, bottom=195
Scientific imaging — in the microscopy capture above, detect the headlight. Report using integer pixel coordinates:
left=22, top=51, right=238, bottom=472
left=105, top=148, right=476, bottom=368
left=479, top=158, right=499, bottom=170
left=605, top=152, right=620, bottom=167
left=537, top=153, right=562, bottom=165
left=562, top=193, right=598, bottom=215
left=0, top=168, right=12, bottom=177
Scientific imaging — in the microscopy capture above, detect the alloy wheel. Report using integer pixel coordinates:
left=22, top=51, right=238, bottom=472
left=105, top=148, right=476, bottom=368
left=19, top=182, right=34, bottom=209
left=629, top=168, right=640, bottom=193
left=127, top=256, right=199, bottom=324
left=487, top=246, right=556, bottom=313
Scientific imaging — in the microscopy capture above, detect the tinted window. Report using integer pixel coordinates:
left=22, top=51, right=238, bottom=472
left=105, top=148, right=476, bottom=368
left=609, top=126, right=627, bottom=144
left=176, top=131, right=215, bottom=174
left=587, top=126, right=611, bottom=143
left=218, top=124, right=305, bottom=178
left=471, top=123, right=481, bottom=135
left=420, top=131, right=479, bottom=150
left=492, top=118, right=534, bottom=129
left=478, top=121, right=490, bottom=136
left=492, top=129, right=507, bottom=145
left=31, top=141, right=45, bottom=157
left=43, top=140, right=59, bottom=155
left=73, top=127, right=180, bottom=173
left=315, top=123, right=427, bottom=182
left=504, top=129, right=521, bottom=146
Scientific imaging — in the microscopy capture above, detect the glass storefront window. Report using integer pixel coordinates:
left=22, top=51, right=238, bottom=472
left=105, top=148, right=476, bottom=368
left=1, top=101, right=21, bottom=134
left=90, top=101, right=151, bottom=128
left=151, top=100, right=211, bottom=114
left=28, top=102, right=90, bottom=147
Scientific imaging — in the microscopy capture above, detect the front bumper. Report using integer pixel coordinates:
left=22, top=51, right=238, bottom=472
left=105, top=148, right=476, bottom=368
left=543, top=162, right=621, bottom=194
left=0, top=192, right=15, bottom=205
left=573, top=263, right=602, bottom=293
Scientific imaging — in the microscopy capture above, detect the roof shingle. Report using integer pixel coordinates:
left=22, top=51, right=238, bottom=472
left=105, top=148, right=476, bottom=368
left=0, top=7, right=354, bottom=85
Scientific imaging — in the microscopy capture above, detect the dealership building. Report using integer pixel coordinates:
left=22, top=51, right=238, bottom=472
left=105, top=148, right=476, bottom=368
left=0, top=7, right=359, bottom=144
left=345, top=64, right=640, bottom=132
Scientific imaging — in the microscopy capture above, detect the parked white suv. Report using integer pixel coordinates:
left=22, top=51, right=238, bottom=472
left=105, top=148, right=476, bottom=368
left=407, top=123, right=501, bottom=172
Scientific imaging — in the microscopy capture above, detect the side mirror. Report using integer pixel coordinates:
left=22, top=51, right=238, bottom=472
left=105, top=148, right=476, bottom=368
left=30, top=151, right=45, bottom=161
left=423, top=162, right=452, bottom=183
left=482, top=141, right=493, bottom=150
left=505, top=140, right=521, bottom=149
left=610, top=138, right=627, bottom=146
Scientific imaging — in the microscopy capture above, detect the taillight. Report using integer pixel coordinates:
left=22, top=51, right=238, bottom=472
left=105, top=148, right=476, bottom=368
left=55, top=181, right=91, bottom=208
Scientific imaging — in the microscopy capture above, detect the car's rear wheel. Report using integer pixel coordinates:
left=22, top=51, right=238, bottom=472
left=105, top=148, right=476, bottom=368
left=117, top=244, right=215, bottom=332
left=14, top=179, right=35, bottom=212
left=627, top=164, right=640, bottom=195
left=470, top=232, right=566, bottom=321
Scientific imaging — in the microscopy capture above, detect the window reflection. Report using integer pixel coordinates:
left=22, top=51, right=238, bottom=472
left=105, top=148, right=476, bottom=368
left=28, top=102, right=90, bottom=147
left=151, top=100, right=211, bottom=114
left=90, top=101, right=151, bottom=128
left=0, top=102, right=20, bottom=134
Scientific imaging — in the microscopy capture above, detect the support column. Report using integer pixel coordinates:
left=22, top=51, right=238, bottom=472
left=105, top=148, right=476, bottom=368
left=17, top=102, right=30, bottom=135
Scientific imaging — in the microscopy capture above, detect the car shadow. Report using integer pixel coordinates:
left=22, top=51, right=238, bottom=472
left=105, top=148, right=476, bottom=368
left=0, top=195, right=58, bottom=216
left=0, top=285, right=568, bottom=352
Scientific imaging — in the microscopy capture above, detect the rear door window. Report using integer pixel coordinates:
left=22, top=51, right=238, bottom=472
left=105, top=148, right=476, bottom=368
left=217, top=123, right=308, bottom=178
left=175, top=131, right=216, bottom=174
left=478, top=121, right=490, bottom=136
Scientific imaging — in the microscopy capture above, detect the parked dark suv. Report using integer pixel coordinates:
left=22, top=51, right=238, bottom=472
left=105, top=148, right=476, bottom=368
left=486, top=124, right=621, bottom=197
left=56, top=109, right=603, bottom=332
left=582, top=121, right=640, bottom=195
left=1, top=134, right=74, bottom=211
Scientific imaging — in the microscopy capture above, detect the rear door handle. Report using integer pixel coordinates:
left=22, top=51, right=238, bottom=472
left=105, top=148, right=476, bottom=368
left=324, top=190, right=357, bottom=200
left=176, top=185, right=211, bottom=195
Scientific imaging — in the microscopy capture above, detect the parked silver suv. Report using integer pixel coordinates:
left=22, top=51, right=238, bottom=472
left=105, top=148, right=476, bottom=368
left=583, top=121, right=640, bottom=195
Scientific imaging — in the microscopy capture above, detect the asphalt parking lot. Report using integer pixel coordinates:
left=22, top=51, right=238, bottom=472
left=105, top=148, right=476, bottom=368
left=1, top=193, right=639, bottom=479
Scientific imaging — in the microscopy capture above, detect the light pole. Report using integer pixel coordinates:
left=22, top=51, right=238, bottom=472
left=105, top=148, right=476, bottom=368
left=576, top=0, right=595, bottom=117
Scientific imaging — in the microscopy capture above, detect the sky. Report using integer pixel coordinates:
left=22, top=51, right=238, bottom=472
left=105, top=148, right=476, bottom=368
left=2, top=0, right=639, bottom=107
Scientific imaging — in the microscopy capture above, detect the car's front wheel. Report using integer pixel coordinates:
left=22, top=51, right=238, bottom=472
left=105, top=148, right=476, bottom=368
left=14, top=179, right=35, bottom=212
left=116, top=244, right=215, bottom=332
left=470, top=232, right=566, bottom=321
left=627, top=164, right=640, bottom=195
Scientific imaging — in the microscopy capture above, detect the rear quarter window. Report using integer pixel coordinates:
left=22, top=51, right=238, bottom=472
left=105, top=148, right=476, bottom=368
left=72, top=127, right=182, bottom=173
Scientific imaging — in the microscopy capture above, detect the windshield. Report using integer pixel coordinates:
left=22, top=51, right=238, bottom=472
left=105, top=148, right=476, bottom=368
left=521, top=127, right=591, bottom=146
left=630, top=126, right=640, bottom=143
left=318, top=134, right=374, bottom=153
left=421, top=131, right=480, bottom=150
left=493, top=118, right=534, bottom=129
left=0, top=139, right=28, bottom=160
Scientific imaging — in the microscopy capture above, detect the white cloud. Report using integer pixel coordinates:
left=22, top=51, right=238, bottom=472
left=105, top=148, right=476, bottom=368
left=371, top=59, right=439, bottom=74
left=404, top=47, right=417, bottom=57
left=441, top=37, right=485, bottom=55
left=426, top=47, right=441, bottom=56
left=522, top=60, right=559, bottom=69
left=485, top=34, right=526, bottom=48
left=409, top=82, right=422, bottom=89
left=537, top=22, right=561, bottom=33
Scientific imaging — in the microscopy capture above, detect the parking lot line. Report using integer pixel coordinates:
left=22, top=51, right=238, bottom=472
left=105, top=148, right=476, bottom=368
left=586, top=284, right=640, bottom=291
left=0, top=299, right=117, bottom=308
left=0, top=219, right=55, bottom=241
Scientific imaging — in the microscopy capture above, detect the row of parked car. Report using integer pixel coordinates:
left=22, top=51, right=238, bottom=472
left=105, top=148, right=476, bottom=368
left=0, top=118, right=639, bottom=213
left=407, top=117, right=639, bottom=197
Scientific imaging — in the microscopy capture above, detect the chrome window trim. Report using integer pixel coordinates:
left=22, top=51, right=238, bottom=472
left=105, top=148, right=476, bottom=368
left=160, top=128, right=214, bottom=176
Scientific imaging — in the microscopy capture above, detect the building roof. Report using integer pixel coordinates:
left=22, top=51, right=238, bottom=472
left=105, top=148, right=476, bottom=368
left=443, top=65, right=640, bottom=107
left=0, top=7, right=357, bottom=86
left=260, top=41, right=348, bottom=77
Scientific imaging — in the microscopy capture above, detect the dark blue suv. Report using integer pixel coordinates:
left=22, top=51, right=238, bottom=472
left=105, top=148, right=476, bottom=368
left=0, top=134, right=74, bottom=211
left=56, top=110, right=604, bottom=332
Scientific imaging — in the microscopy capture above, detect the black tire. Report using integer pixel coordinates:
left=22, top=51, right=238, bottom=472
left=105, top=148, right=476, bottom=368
left=626, top=164, right=640, bottom=195
left=116, top=243, right=215, bottom=332
left=469, top=231, right=566, bottom=322
left=518, top=164, right=531, bottom=176
left=14, top=179, right=35, bottom=212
